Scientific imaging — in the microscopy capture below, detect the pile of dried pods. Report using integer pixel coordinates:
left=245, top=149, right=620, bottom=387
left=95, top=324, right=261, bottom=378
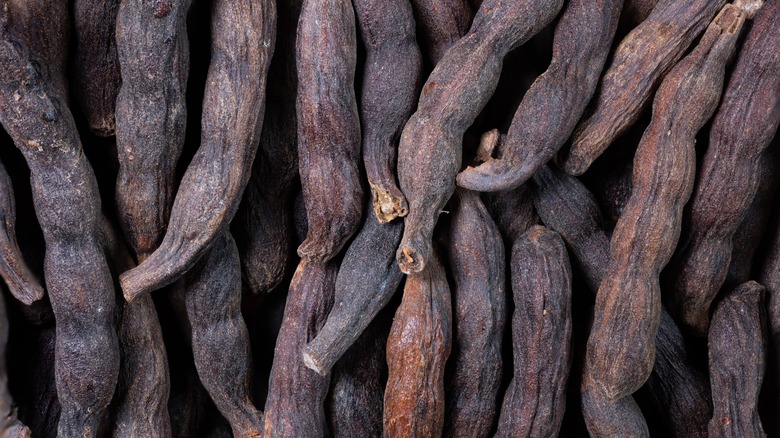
left=0, top=0, right=778, bottom=436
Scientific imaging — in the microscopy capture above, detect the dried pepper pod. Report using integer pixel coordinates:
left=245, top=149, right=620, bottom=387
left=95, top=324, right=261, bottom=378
left=666, top=0, right=779, bottom=336
left=302, top=210, right=403, bottom=376
left=561, top=0, right=726, bottom=175
left=396, top=0, right=563, bottom=274
left=0, top=290, right=30, bottom=437
left=183, top=229, right=262, bottom=437
left=443, top=189, right=505, bottom=437
left=0, top=161, right=43, bottom=305
left=235, top=0, right=301, bottom=295
left=708, top=281, right=767, bottom=438
left=119, top=0, right=276, bottom=300
left=407, top=0, right=471, bottom=65
left=456, top=0, right=624, bottom=191
left=294, top=0, right=363, bottom=262
left=72, top=0, right=120, bottom=136
left=325, top=309, right=390, bottom=438
left=586, top=5, right=746, bottom=400
left=384, top=252, right=451, bottom=437
left=114, top=0, right=191, bottom=262
left=263, top=260, right=338, bottom=438
left=0, top=5, right=120, bottom=434
left=355, top=0, right=422, bottom=223
left=532, top=164, right=711, bottom=437
left=495, top=226, right=571, bottom=437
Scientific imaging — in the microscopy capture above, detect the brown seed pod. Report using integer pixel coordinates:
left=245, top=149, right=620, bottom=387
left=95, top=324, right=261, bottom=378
left=586, top=4, right=746, bottom=400
left=708, top=281, right=767, bottom=438
left=0, top=161, right=43, bottom=305
left=383, top=252, right=452, bottom=437
left=443, top=189, right=505, bottom=437
left=408, top=0, right=472, bottom=65
left=665, top=0, right=779, bottom=336
left=72, top=0, right=120, bottom=136
left=0, top=4, right=120, bottom=434
left=561, top=0, right=727, bottom=175
left=495, top=225, right=571, bottom=437
left=580, top=365, right=649, bottom=438
left=119, top=0, right=276, bottom=301
left=456, top=0, right=623, bottom=191
left=263, top=259, right=338, bottom=438
left=294, top=0, right=363, bottom=262
left=396, top=0, right=563, bottom=274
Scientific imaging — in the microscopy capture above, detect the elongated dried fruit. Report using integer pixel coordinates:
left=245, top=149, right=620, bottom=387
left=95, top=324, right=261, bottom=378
left=303, top=210, right=403, bottom=376
left=586, top=5, right=746, bottom=400
left=708, top=281, right=767, bottom=438
left=408, top=0, right=471, bottom=65
left=561, top=0, right=726, bottom=175
left=0, top=5, right=120, bottom=434
left=263, top=259, right=338, bottom=438
left=396, top=0, right=563, bottom=273
left=295, top=0, right=363, bottom=262
left=355, top=0, right=421, bottom=223
left=666, top=0, right=779, bottom=336
left=114, top=0, right=191, bottom=262
left=495, top=225, right=571, bottom=437
left=384, top=252, right=451, bottom=437
left=581, top=366, right=649, bottom=438
left=0, top=161, right=42, bottom=305
left=72, top=0, right=120, bottom=136
left=443, top=189, right=505, bottom=437
left=456, top=0, right=623, bottom=191
left=120, top=0, right=276, bottom=300
left=184, top=229, right=262, bottom=437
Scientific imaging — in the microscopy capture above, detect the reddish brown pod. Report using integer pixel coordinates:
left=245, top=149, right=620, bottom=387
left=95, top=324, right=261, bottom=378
left=396, top=0, right=563, bottom=274
left=0, top=4, right=120, bottom=434
left=408, top=0, right=472, bottom=65
left=456, top=0, right=623, bottom=191
left=586, top=4, right=747, bottom=400
left=72, top=0, right=120, bottom=136
left=580, top=366, right=649, bottom=438
left=0, top=161, right=43, bottom=305
left=263, top=260, right=339, bottom=438
left=119, top=0, right=276, bottom=301
left=561, top=0, right=726, bottom=175
left=355, top=0, right=422, bottom=223
left=443, top=189, right=505, bottom=437
left=708, top=281, right=767, bottom=438
left=666, top=0, right=779, bottom=336
left=294, top=0, right=363, bottom=262
left=383, top=253, right=452, bottom=437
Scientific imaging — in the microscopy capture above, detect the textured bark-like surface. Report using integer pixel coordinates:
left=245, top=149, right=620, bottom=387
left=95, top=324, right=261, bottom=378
left=235, top=0, right=301, bottom=296
left=0, top=292, right=30, bottom=437
left=0, top=161, right=42, bottom=305
left=263, top=259, right=338, bottom=438
left=532, top=164, right=711, bottom=437
left=325, top=309, right=389, bottom=438
left=114, top=0, right=191, bottom=262
left=0, top=7, right=120, bottom=436
left=384, top=253, right=451, bottom=437
left=72, top=0, right=120, bottom=136
left=7, top=0, right=69, bottom=96
left=355, top=0, right=421, bottom=223
left=120, top=0, right=276, bottom=300
left=184, top=229, right=261, bottom=437
left=303, top=211, right=403, bottom=375
left=587, top=6, right=745, bottom=400
left=665, top=0, right=778, bottom=336
left=484, top=183, right=538, bottom=244
left=443, top=189, right=505, bottom=438
left=562, top=0, right=726, bottom=175
left=396, top=0, right=563, bottom=274
left=456, top=0, right=623, bottom=191
left=295, top=0, right=363, bottom=262
left=407, top=0, right=471, bottom=65
left=495, top=226, right=571, bottom=437
left=708, top=281, right=767, bottom=438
